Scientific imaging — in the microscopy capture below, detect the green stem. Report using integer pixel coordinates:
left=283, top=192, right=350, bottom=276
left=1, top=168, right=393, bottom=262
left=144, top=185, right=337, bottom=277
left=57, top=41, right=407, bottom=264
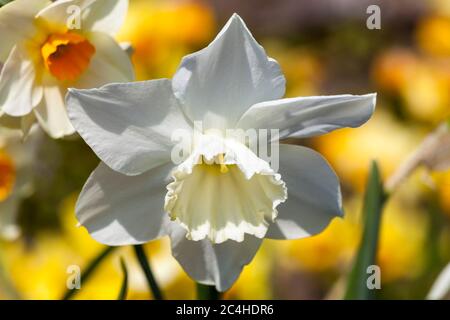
left=62, top=246, right=116, bottom=300
left=197, top=284, right=221, bottom=300
left=133, top=244, right=164, bottom=300
left=117, top=257, right=128, bottom=300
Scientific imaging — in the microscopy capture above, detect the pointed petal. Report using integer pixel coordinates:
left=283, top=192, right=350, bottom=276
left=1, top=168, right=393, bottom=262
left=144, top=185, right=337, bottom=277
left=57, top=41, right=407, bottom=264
left=170, top=225, right=262, bottom=291
left=0, top=0, right=50, bottom=62
left=75, top=32, right=134, bottom=88
left=237, top=94, right=376, bottom=139
left=82, top=0, right=128, bottom=35
left=266, top=144, right=342, bottom=239
left=67, top=79, right=192, bottom=175
left=76, top=162, right=173, bottom=246
left=36, top=0, right=94, bottom=28
left=172, top=13, right=285, bottom=129
left=0, top=46, right=42, bottom=117
left=37, top=0, right=127, bottom=35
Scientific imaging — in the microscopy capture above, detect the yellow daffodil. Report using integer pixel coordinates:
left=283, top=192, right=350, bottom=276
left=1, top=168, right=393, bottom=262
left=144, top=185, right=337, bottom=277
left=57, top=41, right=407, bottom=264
left=116, top=0, right=215, bottom=80
left=316, top=109, right=422, bottom=192
left=283, top=197, right=426, bottom=284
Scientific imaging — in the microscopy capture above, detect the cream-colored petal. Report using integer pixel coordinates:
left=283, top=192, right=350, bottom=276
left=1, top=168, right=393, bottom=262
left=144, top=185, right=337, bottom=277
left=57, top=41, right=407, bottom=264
left=0, top=0, right=50, bottom=62
left=82, top=0, right=128, bottom=35
left=74, top=31, right=134, bottom=88
left=36, top=0, right=94, bottom=29
left=34, top=77, right=74, bottom=138
left=0, top=45, right=42, bottom=116
left=165, top=135, right=287, bottom=243
left=36, top=0, right=127, bottom=35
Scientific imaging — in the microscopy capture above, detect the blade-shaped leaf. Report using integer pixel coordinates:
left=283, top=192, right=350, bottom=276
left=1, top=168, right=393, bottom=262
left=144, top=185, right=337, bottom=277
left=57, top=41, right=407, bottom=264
left=0, top=0, right=14, bottom=7
left=345, top=161, right=387, bottom=300
left=133, top=244, right=164, bottom=300
left=196, top=284, right=221, bottom=300
left=118, top=257, right=128, bottom=300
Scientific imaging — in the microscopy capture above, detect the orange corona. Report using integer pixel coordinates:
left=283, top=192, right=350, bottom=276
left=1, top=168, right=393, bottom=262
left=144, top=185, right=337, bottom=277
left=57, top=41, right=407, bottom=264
left=41, top=32, right=95, bottom=82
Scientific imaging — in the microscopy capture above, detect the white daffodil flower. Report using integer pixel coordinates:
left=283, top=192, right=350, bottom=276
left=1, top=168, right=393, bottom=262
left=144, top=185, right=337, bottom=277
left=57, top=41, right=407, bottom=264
left=67, top=14, right=376, bottom=291
left=0, top=0, right=133, bottom=138
left=0, top=127, right=41, bottom=240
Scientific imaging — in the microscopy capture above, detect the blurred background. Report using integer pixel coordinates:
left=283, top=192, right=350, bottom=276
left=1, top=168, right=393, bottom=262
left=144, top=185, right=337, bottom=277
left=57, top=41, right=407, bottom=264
left=1, top=0, right=450, bottom=300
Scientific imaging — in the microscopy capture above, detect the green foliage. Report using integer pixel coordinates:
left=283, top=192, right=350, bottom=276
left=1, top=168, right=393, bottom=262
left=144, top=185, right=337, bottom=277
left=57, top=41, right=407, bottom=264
left=345, top=161, right=387, bottom=300
left=118, top=257, right=129, bottom=300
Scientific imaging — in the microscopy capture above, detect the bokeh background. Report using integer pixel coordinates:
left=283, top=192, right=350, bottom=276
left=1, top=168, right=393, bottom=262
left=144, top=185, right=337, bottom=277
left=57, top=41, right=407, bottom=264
left=1, top=0, right=450, bottom=299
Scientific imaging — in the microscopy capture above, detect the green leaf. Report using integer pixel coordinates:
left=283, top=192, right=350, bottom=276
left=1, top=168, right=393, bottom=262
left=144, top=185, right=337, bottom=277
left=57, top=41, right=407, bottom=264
left=0, top=0, right=14, bottom=7
left=62, top=246, right=116, bottom=300
left=133, top=244, right=164, bottom=300
left=344, top=161, right=387, bottom=300
left=196, top=284, right=221, bottom=300
left=117, top=257, right=129, bottom=300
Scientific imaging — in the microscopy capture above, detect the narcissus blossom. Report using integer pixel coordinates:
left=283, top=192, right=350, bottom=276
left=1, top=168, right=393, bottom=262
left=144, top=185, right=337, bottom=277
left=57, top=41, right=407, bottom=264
left=67, top=14, right=376, bottom=291
left=0, top=127, right=41, bottom=240
left=0, top=0, right=133, bottom=138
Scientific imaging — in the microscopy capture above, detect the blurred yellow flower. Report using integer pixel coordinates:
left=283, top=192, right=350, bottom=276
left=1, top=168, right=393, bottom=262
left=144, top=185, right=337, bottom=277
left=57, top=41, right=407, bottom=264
left=264, top=42, right=323, bottom=97
left=372, top=49, right=418, bottom=93
left=416, top=16, right=450, bottom=57
left=0, top=194, right=193, bottom=299
left=282, top=196, right=427, bottom=284
left=431, top=170, right=450, bottom=218
left=377, top=199, right=427, bottom=283
left=400, top=63, right=450, bottom=123
left=316, top=109, right=422, bottom=192
left=281, top=200, right=359, bottom=274
left=225, top=242, right=274, bottom=300
left=117, top=0, right=215, bottom=80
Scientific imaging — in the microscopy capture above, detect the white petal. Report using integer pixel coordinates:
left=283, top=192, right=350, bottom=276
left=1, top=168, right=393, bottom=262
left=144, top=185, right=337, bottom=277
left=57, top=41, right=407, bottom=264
left=33, top=76, right=74, bottom=138
left=427, top=262, right=450, bottom=300
left=76, top=162, right=173, bottom=246
left=36, top=0, right=94, bottom=27
left=0, top=45, right=42, bottom=116
left=0, top=0, right=50, bottom=62
left=172, top=13, right=285, bottom=129
left=266, top=144, right=342, bottom=239
left=170, top=225, right=262, bottom=291
left=82, top=0, right=128, bottom=35
left=237, top=94, right=376, bottom=139
left=67, top=79, right=192, bottom=175
left=75, top=32, right=134, bottom=88
left=37, top=0, right=127, bottom=35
